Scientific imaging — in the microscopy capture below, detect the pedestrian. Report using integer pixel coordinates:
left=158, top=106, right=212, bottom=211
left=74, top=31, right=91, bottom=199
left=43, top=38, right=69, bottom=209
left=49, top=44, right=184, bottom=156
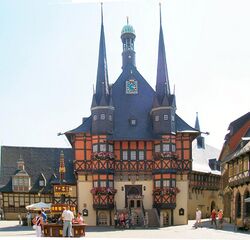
left=75, top=212, right=84, bottom=224
left=26, top=212, right=32, bottom=226
left=218, top=209, right=223, bottom=229
left=114, top=213, right=118, bottom=228
left=211, top=209, right=217, bottom=228
left=32, top=210, right=44, bottom=237
left=61, top=205, right=75, bottom=237
left=41, top=208, right=47, bottom=223
left=195, top=208, right=202, bottom=228
left=18, top=214, right=22, bottom=226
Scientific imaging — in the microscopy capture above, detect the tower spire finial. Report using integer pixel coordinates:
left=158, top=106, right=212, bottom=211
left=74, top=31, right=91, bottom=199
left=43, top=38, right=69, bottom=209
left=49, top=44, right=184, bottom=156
left=159, top=2, right=162, bottom=26
left=101, top=2, right=103, bottom=24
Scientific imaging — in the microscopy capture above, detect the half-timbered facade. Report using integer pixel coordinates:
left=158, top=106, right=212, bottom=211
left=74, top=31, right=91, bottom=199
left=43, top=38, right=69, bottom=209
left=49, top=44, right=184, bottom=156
left=65, top=6, right=200, bottom=227
left=219, top=112, right=250, bottom=227
left=0, top=146, right=76, bottom=220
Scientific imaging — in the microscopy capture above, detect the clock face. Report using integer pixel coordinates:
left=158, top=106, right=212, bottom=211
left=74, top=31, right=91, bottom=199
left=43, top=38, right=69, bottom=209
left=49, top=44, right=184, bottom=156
left=126, top=79, right=138, bottom=94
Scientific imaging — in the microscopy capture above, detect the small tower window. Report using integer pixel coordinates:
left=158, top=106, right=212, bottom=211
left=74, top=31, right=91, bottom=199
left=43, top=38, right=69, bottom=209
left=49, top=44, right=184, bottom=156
left=164, top=115, right=168, bottom=120
left=93, top=115, right=97, bottom=121
left=100, top=144, right=106, bottom=152
left=171, top=115, right=175, bottom=121
left=100, top=114, right=105, bottom=120
left=39, top=180, right=45, bottom=187
left=108, top=115, right=112, bottom=121
left=155, top=115, right=159, bottom=122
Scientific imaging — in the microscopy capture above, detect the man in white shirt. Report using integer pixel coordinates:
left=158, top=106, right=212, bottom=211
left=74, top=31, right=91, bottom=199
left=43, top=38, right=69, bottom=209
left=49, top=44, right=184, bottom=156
left=195, top=208, right=202, bottom=228
left=62, top=205, right=75, bottom=237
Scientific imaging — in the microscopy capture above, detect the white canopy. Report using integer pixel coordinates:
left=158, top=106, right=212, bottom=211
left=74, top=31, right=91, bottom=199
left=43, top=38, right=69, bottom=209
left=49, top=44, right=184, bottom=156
left=26, top=202, right=51, bottom=211
left=245, top=197, right=250, bottom=203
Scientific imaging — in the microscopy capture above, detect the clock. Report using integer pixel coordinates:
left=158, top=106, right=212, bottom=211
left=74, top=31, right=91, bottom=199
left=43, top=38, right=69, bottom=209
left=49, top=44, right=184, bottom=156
left=126, top=79, right=138, bottom=94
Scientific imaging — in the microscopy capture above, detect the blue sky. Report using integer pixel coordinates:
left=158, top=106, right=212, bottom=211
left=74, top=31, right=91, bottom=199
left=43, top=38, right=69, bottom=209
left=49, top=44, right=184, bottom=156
left=0, top=0, right=249, bottom=150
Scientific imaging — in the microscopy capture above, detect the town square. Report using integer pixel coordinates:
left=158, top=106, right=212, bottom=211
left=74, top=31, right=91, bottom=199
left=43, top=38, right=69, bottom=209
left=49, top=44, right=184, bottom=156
left=0, top=0, right=249, bottom=238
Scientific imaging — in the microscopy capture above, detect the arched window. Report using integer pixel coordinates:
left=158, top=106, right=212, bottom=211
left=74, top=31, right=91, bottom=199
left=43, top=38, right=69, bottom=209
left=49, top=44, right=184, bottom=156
left=236, top=192, right=241, bottom=218
left=244, top=191, right=250, bottom=217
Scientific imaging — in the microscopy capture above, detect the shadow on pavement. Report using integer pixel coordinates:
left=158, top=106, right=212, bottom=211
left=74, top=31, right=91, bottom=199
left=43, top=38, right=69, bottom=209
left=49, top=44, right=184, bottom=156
left=198, top=219, right=250, bottom=235
left=0, top=225, right=33, bottom=232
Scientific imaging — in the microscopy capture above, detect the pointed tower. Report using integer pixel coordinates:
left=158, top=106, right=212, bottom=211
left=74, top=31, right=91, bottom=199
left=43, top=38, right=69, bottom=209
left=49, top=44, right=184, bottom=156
left=59, top=150, right=66, bottom=183
left=195, top=112, right=205, bottom=149
left=91, top=4, right=114, bottom=135
left=151, top=4, right=176, bottom=135
left=121, top=17, right=136, bottom=69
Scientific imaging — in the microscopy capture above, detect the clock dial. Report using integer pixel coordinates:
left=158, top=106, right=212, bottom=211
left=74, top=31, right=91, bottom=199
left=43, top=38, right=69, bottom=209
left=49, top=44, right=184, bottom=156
left=126, top=80, right=138, bottom=94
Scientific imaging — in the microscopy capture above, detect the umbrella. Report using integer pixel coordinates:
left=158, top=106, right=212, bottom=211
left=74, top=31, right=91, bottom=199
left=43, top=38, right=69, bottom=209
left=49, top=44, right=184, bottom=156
left=245, top=197, right=250, bottom=203
left=26, top=202, right=51, bottom=211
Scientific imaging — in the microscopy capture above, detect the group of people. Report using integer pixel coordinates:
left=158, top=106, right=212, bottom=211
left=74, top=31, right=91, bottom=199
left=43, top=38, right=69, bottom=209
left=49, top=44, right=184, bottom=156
left=195, top=208, right=224, bottom=229
left=31, top=205, right=84, bottom=237
left=114, top=212, right=134, bottom=229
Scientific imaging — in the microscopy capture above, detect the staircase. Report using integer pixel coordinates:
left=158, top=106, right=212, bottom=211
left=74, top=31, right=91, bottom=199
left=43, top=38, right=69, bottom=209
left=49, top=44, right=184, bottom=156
left=145, top=208, right=160, bottom=228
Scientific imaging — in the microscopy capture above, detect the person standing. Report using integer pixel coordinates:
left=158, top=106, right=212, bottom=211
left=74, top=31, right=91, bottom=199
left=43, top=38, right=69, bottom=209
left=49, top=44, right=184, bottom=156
left=218, top=209, right=223, bottom=229
left=18, top=214, right=22, bottom=226
left=26, top=212, right=32, bottom=226
left=75, top=212, right=84, bottom=224
left=61, top=205, right=75, bottom=237
left=211, top=209, right=217, bottom=228
left=195, top=208, right=202, bottom=228
left=41, top=208, right=47, bottom=223
left=32, top=210, right=44, bottom=237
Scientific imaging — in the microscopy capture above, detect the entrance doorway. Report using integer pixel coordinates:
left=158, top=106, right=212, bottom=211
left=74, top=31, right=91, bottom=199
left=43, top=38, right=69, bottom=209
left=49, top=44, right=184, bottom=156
left=125, top=185, right=142, bottom=208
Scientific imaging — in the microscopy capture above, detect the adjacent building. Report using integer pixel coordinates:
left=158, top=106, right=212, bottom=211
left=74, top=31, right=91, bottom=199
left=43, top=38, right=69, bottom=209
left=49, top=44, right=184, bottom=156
left=219, top=112, right=250, bottom=226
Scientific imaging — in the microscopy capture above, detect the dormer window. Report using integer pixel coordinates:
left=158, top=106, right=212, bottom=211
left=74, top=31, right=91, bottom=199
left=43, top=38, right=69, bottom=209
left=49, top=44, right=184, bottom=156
left=100, top=114, right=105, bottom=120
left=39, top=180, right=45, bottom=187
left=129, top=119, right=137, bottom=126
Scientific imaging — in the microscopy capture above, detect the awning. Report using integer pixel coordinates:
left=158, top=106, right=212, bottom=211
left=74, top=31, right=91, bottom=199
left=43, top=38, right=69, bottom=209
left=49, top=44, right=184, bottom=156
left=26, top=202, right=51, bottom=211
left=244, top=197, right=250, bottom=203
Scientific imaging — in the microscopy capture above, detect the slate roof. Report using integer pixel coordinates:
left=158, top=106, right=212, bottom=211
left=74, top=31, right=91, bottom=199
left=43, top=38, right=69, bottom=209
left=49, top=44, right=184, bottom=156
left=192, top=141, right=221, bottom=175
left=0, top=146, right=75, bottom=193
left=65, top=64, right=198, bottom=140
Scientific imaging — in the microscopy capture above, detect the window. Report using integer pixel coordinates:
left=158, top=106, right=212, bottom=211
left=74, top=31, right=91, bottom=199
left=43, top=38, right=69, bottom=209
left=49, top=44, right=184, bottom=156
left=39, top=180, right=45, bottom=187
left=155, top=180, right=161, bottom=187
left=93, top=181, right=98, bottom=188
left=108, top=181, right=114, bottom=188
left=131, top=151, right=136, bottom=160
left=122, top=151, right=128, bottom=160
left=130, top=119, right=137, bottom=126
left=98, top=212, right=108, bottom=226
left=172, top=144, right=176, bottom=152
left=155, top=115, right=159, bottom=122
left=155, top=145, right=160, bottom=152
left=163, top=144, right=170, bottom=152
left=163, top=180, right=170, bottom=187
left=100, top=114, right=105, bottom=120
left=171, top=115, right=175, bottom=121
left=108, top=144, right=113, bottom=152
left=171, top=179, right=176, bottom=187
left=108, top=115, right=112, bottom=121
left=100, top=181, right=106, bottom=187
left=93, top=115, right=97, bottom=121
left=93, top=145, right=98, bottom=152
left=164, top=115, right=168, bottom=120
left=100, top=144, right=106, bottom=152
left=139, top=151, right=144, bottom=160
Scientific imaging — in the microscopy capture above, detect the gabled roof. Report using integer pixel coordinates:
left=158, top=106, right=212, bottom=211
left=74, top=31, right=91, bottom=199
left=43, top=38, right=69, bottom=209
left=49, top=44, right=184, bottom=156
left=0, top=146, right=75, bottom=193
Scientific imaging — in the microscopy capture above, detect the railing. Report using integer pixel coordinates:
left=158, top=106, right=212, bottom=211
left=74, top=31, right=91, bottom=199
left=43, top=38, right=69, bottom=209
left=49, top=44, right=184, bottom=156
left=3, top=206, right=27, bottom=213
left=228, top=170, right=250, bottom=187
left=52, top=197, right=77, bottom=206
left=189, top=180, right=220, bottom=190
left=75, top=159, right=192, bottom=172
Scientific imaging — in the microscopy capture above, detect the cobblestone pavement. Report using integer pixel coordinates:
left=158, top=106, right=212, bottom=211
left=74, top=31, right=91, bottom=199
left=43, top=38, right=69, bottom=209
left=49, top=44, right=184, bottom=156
left=0, top=219, right=249, bottom=239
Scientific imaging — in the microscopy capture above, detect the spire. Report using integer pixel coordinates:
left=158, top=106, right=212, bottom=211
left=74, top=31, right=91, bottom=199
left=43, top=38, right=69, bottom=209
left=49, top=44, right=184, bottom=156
left=156, top=3, right=170, bottom=104
left=59, top=150, right=66, bottom=183
left=195, top=112, right=200, bottom=130
left=96, top=3, right=109, bottom=104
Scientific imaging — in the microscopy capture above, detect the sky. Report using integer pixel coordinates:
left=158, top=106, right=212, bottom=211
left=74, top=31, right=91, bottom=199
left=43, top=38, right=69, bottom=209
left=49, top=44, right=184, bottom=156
left=0, top=0, right=249, bottom=151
